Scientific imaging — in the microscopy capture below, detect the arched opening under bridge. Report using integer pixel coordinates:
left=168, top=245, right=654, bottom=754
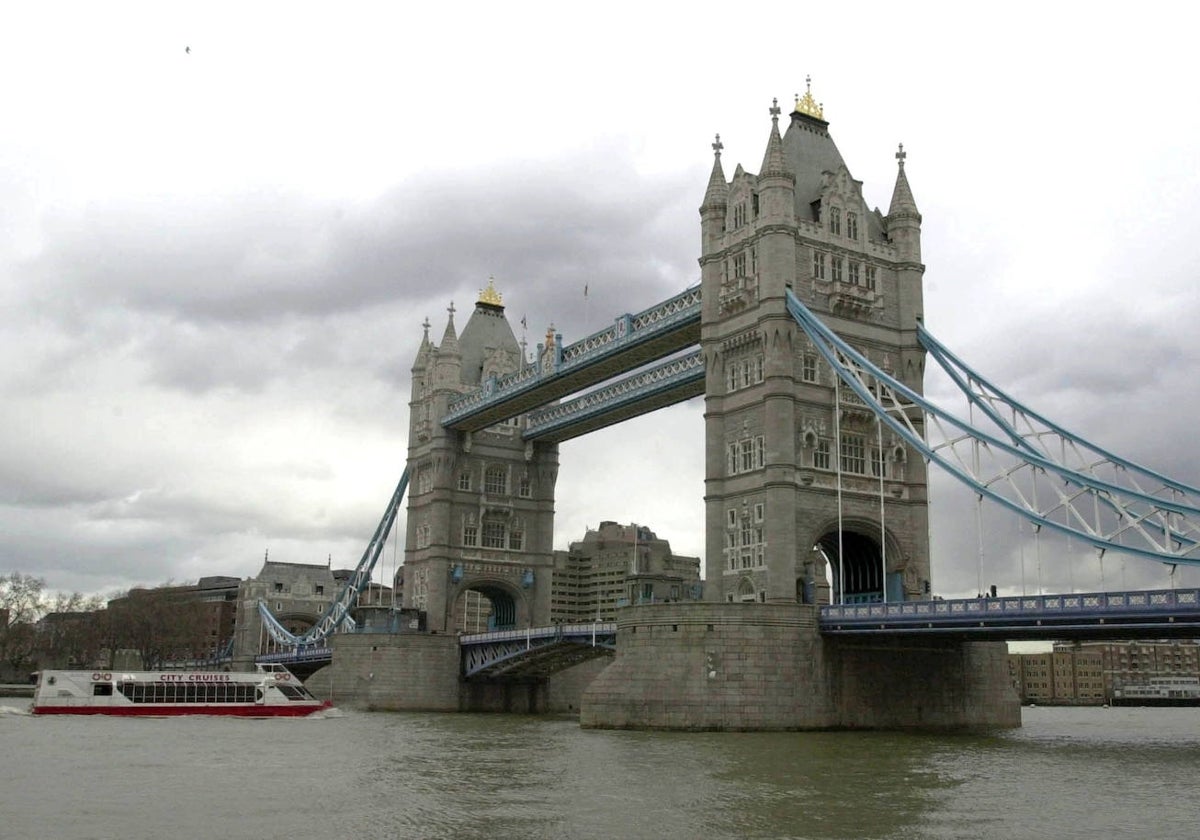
left=453, top=582, right=522, bottom=632
left=816, top=530, right=885, bottom=605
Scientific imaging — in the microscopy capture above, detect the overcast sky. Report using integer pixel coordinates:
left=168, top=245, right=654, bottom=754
left=4, top=2, right=1199, bottom=603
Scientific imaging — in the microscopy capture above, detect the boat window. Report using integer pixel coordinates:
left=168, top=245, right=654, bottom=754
left=93, top=683, right=113, bottom=696
left=114, top=680, right=260, bottom=703
left=277, top=684, right=316, bottom=701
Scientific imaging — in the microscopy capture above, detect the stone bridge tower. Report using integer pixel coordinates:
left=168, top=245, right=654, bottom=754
left=699, top=85, right=931, bottom=606
left=403, top=281, right=558, bottom=633
left=583, top=88, right=1018, bottom=732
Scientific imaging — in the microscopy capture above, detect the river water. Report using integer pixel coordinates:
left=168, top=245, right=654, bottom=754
left=2, top=699, right=1197, bottom=840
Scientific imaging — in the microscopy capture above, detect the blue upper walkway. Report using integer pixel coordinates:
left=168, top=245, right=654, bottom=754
left=442, top=286, right=701, bottom=435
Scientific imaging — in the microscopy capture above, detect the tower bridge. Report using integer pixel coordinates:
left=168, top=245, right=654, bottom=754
left=252, top=84, right=1200, bottom=729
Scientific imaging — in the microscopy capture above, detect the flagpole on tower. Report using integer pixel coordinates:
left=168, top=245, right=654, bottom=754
left=520, top=313, right=529, bottom=368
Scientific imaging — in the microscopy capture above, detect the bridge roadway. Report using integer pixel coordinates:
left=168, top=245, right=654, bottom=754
left=258, top=587, right=1200, bottom=677
left=820, top=587, right=1200, bottom=640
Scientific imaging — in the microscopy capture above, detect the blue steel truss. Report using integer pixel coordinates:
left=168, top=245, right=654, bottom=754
left=442, top=285, right=701, bottom=431
left=785, top=289, right=1200, bottom=567
left=524, top=350, right=704, bottom=442
left=460, top=623, right=617, bottom=678
left=258, top=467, right=409, bottom=648
left=919, top=324, right=1200, bottom=505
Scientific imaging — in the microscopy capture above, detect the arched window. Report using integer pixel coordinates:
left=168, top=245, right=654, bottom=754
left=484, top=465, right=507, bottom=495
left=737, top=578, right=757, bottom=602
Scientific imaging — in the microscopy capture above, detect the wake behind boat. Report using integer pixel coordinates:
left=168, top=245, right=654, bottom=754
left=31, top=663, right=332, bottom=717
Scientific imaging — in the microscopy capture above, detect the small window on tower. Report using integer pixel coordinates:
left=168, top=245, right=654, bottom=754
left=829, top=208, right=841, bottom=236
left=802, top=355, right=818, bottom=383
left=814, top=440, right=831, bottom=470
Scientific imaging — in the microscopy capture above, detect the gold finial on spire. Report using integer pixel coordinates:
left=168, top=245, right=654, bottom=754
left=793, top=75, right=825, bottom=120
left=478, top=275, right=503, bottom=307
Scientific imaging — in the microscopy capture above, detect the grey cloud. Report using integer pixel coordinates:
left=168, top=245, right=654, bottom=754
left=18, top=152, right=698, bottom=330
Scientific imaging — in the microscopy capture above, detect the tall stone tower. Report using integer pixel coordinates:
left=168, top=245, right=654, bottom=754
left=403, top=280, right=559, bottom=632
left=699, top=84, right=931, bottom=606
left=583, top=88, right=1019, bottom=732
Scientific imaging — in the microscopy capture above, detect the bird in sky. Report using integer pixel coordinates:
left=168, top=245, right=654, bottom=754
left=185, top=46, right=190, bottom=54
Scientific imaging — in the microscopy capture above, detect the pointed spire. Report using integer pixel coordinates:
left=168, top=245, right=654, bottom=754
left=702, top=133, right=728, bottom=210
left=411, top=316, right=433, bottom=373
left=439, top=301, right=460, bottom=355
left=759, top=97, right=792, bottom=181
left=887, top=143, right=920, bottom=218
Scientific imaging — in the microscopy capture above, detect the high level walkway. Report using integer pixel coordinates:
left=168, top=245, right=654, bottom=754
left=442, top=286, right=700, bottom=432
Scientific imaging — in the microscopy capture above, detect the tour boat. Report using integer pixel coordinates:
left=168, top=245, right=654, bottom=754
left=31, top=663, right=332, bottom=717
left=1110, top=676, right=1200, bottom=707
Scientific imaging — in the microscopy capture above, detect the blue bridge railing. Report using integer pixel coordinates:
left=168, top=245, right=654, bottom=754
left=820, top=588, right=1200, bottom=639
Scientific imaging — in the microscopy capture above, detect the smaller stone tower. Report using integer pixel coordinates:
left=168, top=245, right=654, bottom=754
left=402, top=280, right=559, bottom=632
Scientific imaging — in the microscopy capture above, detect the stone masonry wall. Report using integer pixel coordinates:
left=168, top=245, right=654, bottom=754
left=546, top=657, right=612, bottom=714
left=581, top=603, right=1021, bottom=731
left=309, top=633, right=461, bottom=711
left=825, top=638, right=1021, bottom=730
left=581, top=603, right=832, bottom=730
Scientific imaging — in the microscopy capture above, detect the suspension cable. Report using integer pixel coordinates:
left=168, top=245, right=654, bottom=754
left=834, top=369, right=845, bottom=605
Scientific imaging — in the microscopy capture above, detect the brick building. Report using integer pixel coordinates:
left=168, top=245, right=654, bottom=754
left=1009, top=640, right=1200, bottom=704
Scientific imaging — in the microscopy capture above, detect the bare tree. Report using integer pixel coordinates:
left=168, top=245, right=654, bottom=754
left=1, top=572, right=47, bottom=624
left=1, top=572, right=47, bottom=678
left=109, top=585, right=212, bottom=669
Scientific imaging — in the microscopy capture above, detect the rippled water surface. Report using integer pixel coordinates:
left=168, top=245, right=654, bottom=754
left=2, top=700, right=1198, bottom=839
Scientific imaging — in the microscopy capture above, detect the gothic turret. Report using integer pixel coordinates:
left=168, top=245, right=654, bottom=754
left=434, top=303, right=462, bottom=389
left=886, top=143, right=922, bottom=264
left=410, top=316, right=433, bottom=400
left=755, top=99, right=797, bottom=303
left=757, top=99, right=795, bottom=222
left=700, top=134, right=728, bottom=257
